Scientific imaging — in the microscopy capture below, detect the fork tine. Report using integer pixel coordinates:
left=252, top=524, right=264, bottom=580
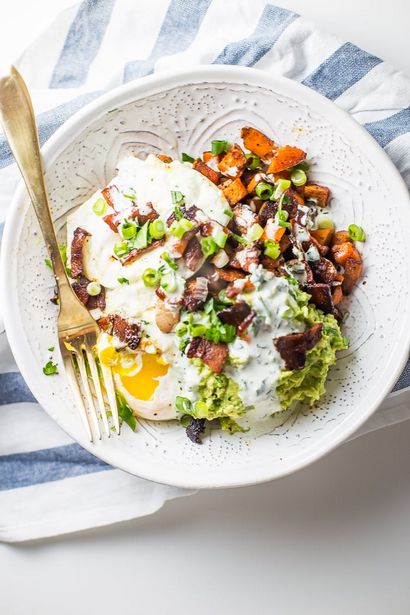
left=76, top=348, right=101, bottom=441
left=85, top=348, right=110, bottom=437
left=64, top=355, right=93, bottom=442
left=100, top=362, right=120, bottom=435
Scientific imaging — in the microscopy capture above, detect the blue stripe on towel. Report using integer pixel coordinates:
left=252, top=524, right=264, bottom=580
left=302, top=42, right=382, bottom=101
left=0, top=443, right=111, bottom=491
left=50, top=0, right=116, bottom=88
left=0, top=373, right=36, bottom=406
left=364, top=108, right=410, bottom=147
left=214, top=4, right=297, bottom=66
left=393, top=359, right=410, bottom=392
left=0, top=91, right=101, bottom=169
left=123, top=0, right=212, bottom=82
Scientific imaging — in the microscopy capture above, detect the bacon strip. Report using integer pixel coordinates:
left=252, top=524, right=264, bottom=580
left=183, top=277, right=209, bottom=311
left=305, top=283, right=339, bottom=317
left=129, top=202, right=159, bottom=225
left=187, top=337, right=228, bottom=373
left=72, top=277, right=105, bottom=310
left=275, top=323, right=323, bottom=370
left=218, top=301, right=253, bottom=328
left=112, top=315, right=141, bottom=350
left=229, top=245, right=260, bottom=273
left=183, top=236, right=204, bottom=271
left=70, top=227, right=90, bottom=278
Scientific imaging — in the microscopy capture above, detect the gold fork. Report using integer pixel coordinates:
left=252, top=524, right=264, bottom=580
left=0, top=66, right=119, bottom=441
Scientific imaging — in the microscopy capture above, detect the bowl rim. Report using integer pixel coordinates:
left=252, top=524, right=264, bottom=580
left=2, top=65, right=410, bottom=489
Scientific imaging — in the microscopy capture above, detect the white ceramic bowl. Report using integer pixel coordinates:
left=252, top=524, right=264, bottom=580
left=2, top=66, right=410, bottom=489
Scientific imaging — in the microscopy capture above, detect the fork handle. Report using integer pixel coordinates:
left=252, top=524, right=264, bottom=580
left=0, top=66, right=69, bottom=291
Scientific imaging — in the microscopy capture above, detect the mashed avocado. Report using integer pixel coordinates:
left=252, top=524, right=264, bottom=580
left=189, top=360, right=246, bottom=432
left=277, top=283, right=348, bottom=410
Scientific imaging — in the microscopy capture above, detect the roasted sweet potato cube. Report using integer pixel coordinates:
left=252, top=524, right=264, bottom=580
left=332, top=285, right=344, bottom=305
left=157, top=154, right=172, bottom=163
left=223, top=177, right=248, bottom=205
left=193, top=159, right=220, bottom=185
left=332, top=230, right=351, bottom=246
left=266, top=146, right=306, bottom=174
left=241, top=126, right=276, bottom=160
left=332, top=242, right=361, bottom=267
left=304, top=184, right=330, bottom=208
left=310, top=228, right=334, bottom=246
left=218, top=144, right=247, bottom=178
left=342, top=258, right=363, bottom=294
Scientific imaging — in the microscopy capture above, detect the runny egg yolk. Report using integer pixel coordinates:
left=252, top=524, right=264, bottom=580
left=119, top=353, right=169, bottom=401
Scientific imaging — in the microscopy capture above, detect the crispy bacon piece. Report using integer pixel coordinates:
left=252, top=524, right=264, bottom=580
left=257, top=201, right=277, bottom=226
left=183, top=277, right=209, bottom=311
left=267, top=146, right=306, bottom=174
left=183, top=236, right=204, bottom=271
left=305, top=283, right=338, bottom=316
left=70, top=227, right=90, bottom=278
left=218, top=144, right=247, bottom=178
left=129, top=202, right=159, bottom=225
left=101, top=186, right=119, bottom=209
left=304, top=184, right=330, bottom=208
left=275, top=323, right=323, bottom=370
left=186, top=417, right=206, bottom=444
left=112, top=315, right=141, bottom=350
left=103, top=212, right=120, bottom=233
left=120, top=239, right=164, bottom=265
left=342, top=257, right=363, bottom=295
left=187, top=337, right=228, bottom=373
left=216, top=267, right=247, bottom=282
left=311, top=257, right=338, bottom=284
left=241, top=126, right=276, bottom=160
left=166, top=205, right=200, bottom=227
left=193, top=159, right=220, bottom=184
left=218, top=301, right=254, bottom=329
left=232, top=203, right=257, bottom=234
left=97, top=316, right=113, bottom=333
left=229, top=245, right=260, bottom=273
left=72, top=277, right=105, bottom=310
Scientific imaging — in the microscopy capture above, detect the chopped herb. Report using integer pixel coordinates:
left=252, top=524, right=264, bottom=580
left=173, top=205, right=183, bottom=220
left=230, top=232, right=249, bottom=246
left=201, top=236, right=218, bottom=257
left=115, top=391, right=137, bottom=431
left=48, top=346, right=55, bottom=352
left=43, top=360, right=58, bottom=376
left=175, top=396, right=192, bottom=414
left=161, top=252, right=178, bottom=270
left=181, top=153, right=195, bottom=163
left=118, top=277, right=129, bottom=284
left=171, top=190, right=185, bottom=206
left=44, top=258, right=52, bottom=269
left=211, top=140, right=229, bottom=155
left=224, top=208, right=234, bottom=218
left=348, top=224, right=366, bottom=242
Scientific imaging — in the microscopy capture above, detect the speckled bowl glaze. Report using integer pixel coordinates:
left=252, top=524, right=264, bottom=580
left=2, top=66, right=410, bottom=488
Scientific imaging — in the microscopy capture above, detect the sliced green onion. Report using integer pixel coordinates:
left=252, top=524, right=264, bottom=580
left=190, top=324, right=207, bottom=337
left=290, top=168, right=307, bottom=187
left=132, top=220, right=150, bottom=249
left=175, top=323, right=188, bottom=337
left=292, top=161, right=309, bottom=172
left=264, top=240, right=281, bottom=260
left=181, top=152, right=195, bottom=163
left=194, top=400, right=208, bottom=416
left=149, top=218, right=166, bottom=240
left=113, top=241, right=129, bottom=258
left=348, top=224, right=366, bottom=242
left=86, top=281, right=101, bottom=296
left=246, top=223, right=263, bottom=242
left=277, top=210, right=291, bottom=229
left=160, top=272, right=177, bottom=293
left=255, top=182, right=274, bottom=200
left=230, top=232, right=249, bottom=246
left=245, top=152, right=261, bottom=170
left=224, top=208, right=234, bottom=218
left=212, top=228, right=228, bottom=248
left=120, top=220, right=137, bottom=240
left=48, top=346, right=55, bottom=352
left=171, top=190, right=185, bottom=205
left=92, top=197, right=108, bottom=216
left=43, top=360, right=58, bottom=376
left=180, top=414, right=192, bottom=427
left=142, top=268, right=159, bottom=287
left=118, top=277, right=129, bottom=284
left=273, top=179, right=291, bottom=200
left=316, top=213, right=335, bottom=229
left=175, top=396, right=192, bottom=413
left=201, top=236, right=218, bottom=257
left=211, top=140, right=229, bottom=155
left=44, top=258, right=52, bottom=269
left=162, top=252, right=178, bottom=270
left=170, top=217, right=194, bottom=239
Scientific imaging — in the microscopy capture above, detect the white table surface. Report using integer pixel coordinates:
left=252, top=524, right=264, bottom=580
left=1, top=1, right=409, bottom=614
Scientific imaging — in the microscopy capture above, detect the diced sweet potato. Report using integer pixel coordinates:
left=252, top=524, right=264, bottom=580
left=342, top=258, right=363, bottom=294
left=266, top=146, right=306, bottom=174
left=246, top=174, right=261, bottom=195
left=157, top=154, right=172, bottom=163
left=203, top=151, right=213, bottom=163
left=241, top=126, right=276, bottom=160
left=332, top=230, right=351, bottom=246
left=223, top=177, right=248, bottom=205
left=332, top=285, right=344, bottom=305
left=304, top=184, right=330, bottom=208
left=261, top=219, right=285, bottom=242
left=218, top=144, right=247, bottom=178
left=331, top=242, right=361, bottom=267
left=193, top=159, right=220, bottom=184
left=310, top=228, right=334, bottom=246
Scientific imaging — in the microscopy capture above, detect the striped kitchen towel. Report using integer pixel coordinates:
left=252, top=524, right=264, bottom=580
left=0, top=0, right=409, bottom=542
